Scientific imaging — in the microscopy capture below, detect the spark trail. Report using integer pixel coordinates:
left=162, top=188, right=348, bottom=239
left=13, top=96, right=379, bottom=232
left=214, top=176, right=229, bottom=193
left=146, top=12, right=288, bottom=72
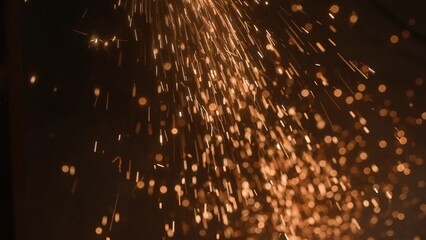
left=72, top=0, right=425, bottom=239
left=115, top=0, right=365, bottom=239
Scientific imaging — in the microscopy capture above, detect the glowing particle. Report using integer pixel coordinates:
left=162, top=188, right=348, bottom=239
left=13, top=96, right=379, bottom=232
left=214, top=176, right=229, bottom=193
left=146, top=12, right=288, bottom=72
left=163, top=62, right=172, bottom=71
left=379, top=140, right=387, bottom=148
left=378, top=84, right=387, bottom=93
left=275, top=66, right=284, bottom=75
left=155, top=154, right=163, bottom=161
left=138, top=97, right=147, bottom=106
left=357, top=83, right=366, bottom=92
left=95, top=227, right=102, bottom=235
left=137, top=181, right=145, bottom=189
left=208, top=103, right=217, bottom=111
left=291, top=4, right=303, bottom=12
left=349, top=12, right=358, bottom=24
left=94, top=88, right=100, bottom=96
left=301, top=89, right=310, bottom=97
left=69, top=166, right=75, bottom=176
left=329, top=5, right=340, bottom=14
left=30, top=75, right=36, bottom=84
left=402, top=30, right=410, bottom=39
left=390, top=35, right=399, bottom=44
left=99, top=216, right=107, bottom=227
left=61, top=165, right=69, bottom=173
left=333, top=89, right=342, bottom=97
left=160, top=186, right=168, bottom=194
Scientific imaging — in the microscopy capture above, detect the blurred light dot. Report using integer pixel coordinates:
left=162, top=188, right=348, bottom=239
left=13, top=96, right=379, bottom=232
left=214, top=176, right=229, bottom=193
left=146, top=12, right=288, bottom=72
left=101, top=216, right=108, bottom=226
left=291, top=4, right=303, bottom=12
left=378, top=84, right=387, bottom=93
left=390, top=35, right=399, bottom=44
left=191, top=164, right=198, bottom=172
left=94, top=88, right=100, bottom=96
left=137, top=181, right=145, bottom=189
left=155, top=154, right=163, bottom=161
left=95, top=227, right=102, bottom=235
left=349, top=12, right=358, bottom=24
left=182, top=199, right=190, bottom=207
left=361, top=65, right=369, bottom=73
left=304, top=23, right=313, bottom=32
left=301, top=89, right=310, bottom=97
left=160, top=185, right=168, bottom=194
left=69, top=166, right=75, bottom=176
left=396, top=130, right=405, bottom=138
left=138, top=97, right=147, bottom=106
left=363, top=167, right=371, bottom=175
left=275, top=66, right=284, bottom=75
left=354, top=92, right=363, bottom=100
left=345, top=96, right=354, bottom=105
left=371, top=164, right=379, bottom=173
left=402, top=30, right=411, bottom=38
left=333, top=89, right=342, bottom=97
left=61, top=165, right=69, bottom=173
left=163, top=62, right=172, bottom=71
left=208, top=103, right=217, bottom=111
left=30, top=75, right=36, bottom=84
left=329, top=5, right=340, bottom=14
left=360, top=152, right=368, bottom=160
left=357, top=84, right=366, bottom=92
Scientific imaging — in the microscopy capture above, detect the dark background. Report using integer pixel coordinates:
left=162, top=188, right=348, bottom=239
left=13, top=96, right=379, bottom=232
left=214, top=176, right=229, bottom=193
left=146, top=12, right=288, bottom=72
left=2, top=0, right=425, bottom=239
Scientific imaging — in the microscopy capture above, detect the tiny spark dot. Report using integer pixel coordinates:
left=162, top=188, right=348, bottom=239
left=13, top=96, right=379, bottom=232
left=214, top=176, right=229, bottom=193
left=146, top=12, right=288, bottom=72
left=95, top=227, right=102, bottom=235
left=390, top=35, right=399, bottom=44
left=137, top=181, right=145, bottom=189
left=155, top=154, right=163, bottom=161
left=138, top=97, right=147, bottom=106
left=329, top=5, right=340, bottom=14
left=163, top=62, right=172, bottom=71
left=349, top=12, right=358, bottom=24
left=30, top=75, right=36, bottom=84
left=378, top=84, right=387, bottom=93
left=61, top=165, right=69, bottom=173
left=94, top=88, right=100, bottom=96
left=160, top=185, right=168, bottom=194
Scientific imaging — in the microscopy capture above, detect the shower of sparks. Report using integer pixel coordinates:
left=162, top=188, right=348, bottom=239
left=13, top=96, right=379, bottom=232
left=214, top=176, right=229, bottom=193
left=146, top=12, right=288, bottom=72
left=55, top=1, right=425, bottom=239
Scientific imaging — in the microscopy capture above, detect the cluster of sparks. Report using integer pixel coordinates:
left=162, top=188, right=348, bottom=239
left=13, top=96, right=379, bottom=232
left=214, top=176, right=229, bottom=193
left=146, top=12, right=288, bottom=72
left=49, top=0, right=425, bottom=239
